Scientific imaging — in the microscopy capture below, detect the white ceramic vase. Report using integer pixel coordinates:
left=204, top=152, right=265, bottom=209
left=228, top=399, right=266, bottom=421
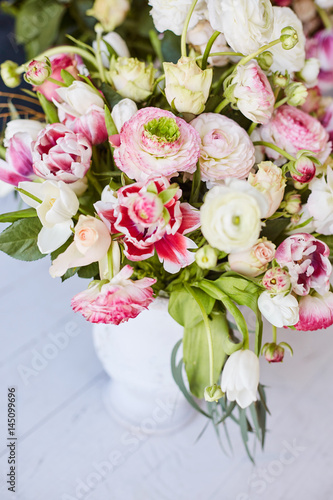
left=92, top=297, right=195, bottom=433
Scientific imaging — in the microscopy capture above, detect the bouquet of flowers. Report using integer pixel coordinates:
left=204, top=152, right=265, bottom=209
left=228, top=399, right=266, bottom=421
left=1, top=0, right=333, bottom=459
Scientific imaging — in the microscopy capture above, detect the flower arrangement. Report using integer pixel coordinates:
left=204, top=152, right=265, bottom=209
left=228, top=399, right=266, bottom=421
left=1, top=0, right=333, bottom=459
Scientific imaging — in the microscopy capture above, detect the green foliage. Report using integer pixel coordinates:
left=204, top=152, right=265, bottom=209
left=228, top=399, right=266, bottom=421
left=161, top=31, right=181, bottom=64
left=60, top=69, right=76, bottom=86
left=0, top=208, right=37, bottom=223
left=168, top=286, right=215, bottom=328
left=101, top=83, right=123, bottom=109
left=0, top=217, right=46, bottom=261
left=37, top=92, right=59, bottom=124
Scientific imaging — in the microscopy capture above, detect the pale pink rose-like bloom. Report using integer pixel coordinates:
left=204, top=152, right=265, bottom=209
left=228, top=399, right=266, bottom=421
left=262, top=267, right=291, bottom=294
left=258, top=105, right=332, bottom=164
left=32, top=123, right=92, bottom=183
left=232, top=62, right=275, bottom=124
left=275, top=233, right=332, bottom=296
left=294, top=292, right=333, bottom=331
left=228, top=238, right=275, bottom=277
left=33, top=54, right=80, bottom=102
left=190, top=113, right=255, bottom=182
left=95, top=176, right=200, bottom=274
left=49, top=215, right=111, bottom=278
left=111, top=107, right=201, bottom=182
left=71, top=265, right=156, bottom=324
left=306, top=29, right=333, bottom=94
left=248, top=161, right=286, bottom=217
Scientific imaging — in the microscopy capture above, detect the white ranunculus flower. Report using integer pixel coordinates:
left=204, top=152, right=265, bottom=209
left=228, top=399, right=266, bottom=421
left=200, top=179, right=268, bottom=253
left=269, top=7, right=306, bottom=74
left=4, top=119, right=45, bottom=146
left=221, top=350, right=260, bottom=409
left=307, top=166, right=333, bottom=235
left=299, top=58, right=320, bottom=88
left=111, top=98, right=138, bottom=132
left=55, top=81, right=104, bottom=118
left=315, top=0, right=333, bottom=7
left=187, top=21, right=230, bottom=67
left=190, top=113, right=255, bottom=182
left=18, top=180, right=79, bottom=254
left=258, top=291, right=299, bottom=327
left=148, top=0, right=207, bottom=36
left=207, top=0, right=274, bottom=55
left=93, top=32, right=130, bottom=68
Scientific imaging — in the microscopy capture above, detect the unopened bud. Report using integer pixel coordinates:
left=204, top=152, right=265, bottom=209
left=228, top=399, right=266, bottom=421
left=24, top=57, right=52, bottom=86
left=280, top=26, right=299, bottom=50
left=204, top=384, right=224, bottom=402
left=272, top=71, right=290, bottom=89
left=285, top=82, right=308, bottom=106
left=282, top=192, right=302, bottom=215
left=195, top=245, right=218, bottom=269
left=291, top=156, right=316, bottom=183
left=0, top=60, right=21, bottom=88
left=262, top=343, right=285, bottom=363
left=257, top=51, right=273, bottom=71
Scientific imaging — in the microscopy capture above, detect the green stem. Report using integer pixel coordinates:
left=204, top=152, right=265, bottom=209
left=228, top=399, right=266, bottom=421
left=272, top=325, right=277, bottom=344
left=248, top=122, right=257, bottom=135
left=15, top=188, right=42, bottom=204
left=201, top=31, right=221, bottom=70
left=274, top=96, right=288, bottom=108
left=107, top=244, right=114, bottom=281
left=16, top=46, right=99, bottom=74
left=181, top=0, right=199, bottom=57
left=184, top=284, right=215, bottom=386
left=238, top=39, right=281, bottom=66
left=214, top=97, right=230, bottom=113
left=253, top=141, right=296, bottom=162
left=0, top=145, right=6, bottom=160
left=152, top=74, right=165, bottom=93
left=95, top=28, right=106, bottom=83
left=198, top=51, right=244, bottom=62
left=315, top=4, right=332, bottom=29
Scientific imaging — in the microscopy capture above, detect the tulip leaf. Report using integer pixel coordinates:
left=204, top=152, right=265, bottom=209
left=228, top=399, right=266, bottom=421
left=77, top=262, right=99, bottom=279
left=214, top=275, right=261, bottom=311
left=0, top=208, right=37, bottom=223
left=183, top=312, right=227, bottom=399
left=104, top=105, right=118, bottom=136
left=101, top=83, right=123, bottom=109
left=60, top=69, right=75, bottom=86
left=37, top=92, right=59, bottom=124
left=168, top=286, right=215, bottom=328
left=0, top=217, right=46, bottom=261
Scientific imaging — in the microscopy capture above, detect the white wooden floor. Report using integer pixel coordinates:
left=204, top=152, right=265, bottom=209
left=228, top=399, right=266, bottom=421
left=1, top=193, right=333, bottom=500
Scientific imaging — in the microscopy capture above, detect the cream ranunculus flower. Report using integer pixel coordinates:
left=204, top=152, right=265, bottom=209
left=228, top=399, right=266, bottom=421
left=248, top=161, right=286, bottom=217
left=268, top=7, right=306, bottom=74
left=18, top=180, right=79, bottom=254
left=258, top=291, right=299, bottom=327
left=207, top=0, right=274, bottom=55
left=148, top=0, right=207, bottom=36
left=87, top=0, right=129, bottom=31
left=190, top=113, right=255, bottom=182
left=109, top=57, right=155, bottom=102
left=221, top=350, right=260, bottom=409
left=228, top=238, right=276, bottom=277
left=200, top=179, right=268, bottom=253
left=163, top=57, right=213, bottom=115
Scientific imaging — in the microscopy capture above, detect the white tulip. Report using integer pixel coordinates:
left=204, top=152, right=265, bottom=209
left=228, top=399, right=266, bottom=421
left=200, top=179, right=268, bottom=253
left=258, top=291, right=299, bottom=327
left=4, top=119, right=45, bottom=146
left=55, top=81, right=104, bottom=118
left=93, top=32, right=130, bottom=68
left=221, top=350, right=260, bottom=409
left=18, top=180, right=79, bottom=254
left=111, top=98, right=138, bottom=132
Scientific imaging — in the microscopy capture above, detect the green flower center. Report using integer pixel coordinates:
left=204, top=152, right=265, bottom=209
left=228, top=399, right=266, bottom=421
left=144, top=117, right=180, bottom=143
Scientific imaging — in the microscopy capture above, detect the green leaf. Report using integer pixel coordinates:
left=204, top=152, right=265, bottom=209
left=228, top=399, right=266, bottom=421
left=0, top=217, right=46, bottom=261
left=37, top=92, right=58, bottom=124
left=158, top=187, right=179, bottom=205
left=190, top=162, right=201, bottom=204
left=60, top=69, right=75, bottom=86
left=161, top=30, right=181, bottom=64
left=183, top=312, right=227, bottom=399
left=100, top=82, right=123, bottom=108
left=78, top=262, right=99, bottom=279
left=104, top=104, right=118, bottom=136
left=0, top=208, right=37, bottom=223
left=168, top=286, right=215, bottom=328
left=214, top=275, right=261, bottom=311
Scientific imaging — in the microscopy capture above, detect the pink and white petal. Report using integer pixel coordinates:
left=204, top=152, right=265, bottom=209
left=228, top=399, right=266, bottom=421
left=155, top=233, right=197, bottom=274
left=38, top=220, right=73, bottom=254
left=0, top=160, right=29, bottom=186
left=178, top=202, right=201, bottom=235
left=123, top=240, right=155, bottom=261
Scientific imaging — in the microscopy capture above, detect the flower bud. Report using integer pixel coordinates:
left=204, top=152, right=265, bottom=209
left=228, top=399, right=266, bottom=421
left=24, top=57, right=51, bottom=85
left=0, top=60, right=21, bottom=88
left=87, top=0, right=130, bottom=31
left=285, top=82, right=308, bottom=106
left=262, top=343, right=285, bottom=363
left=204, top=384, right=224, bottom=402
left=272, top=71, right=290, bottom=88
left=291, top=156, right=316, bottom=183
left=280, top=26, right=299, bottom=50
left=262, top=267, right=291, bottom=294
left=195, top=245, right=218, bottom=269
left=163, top=57, right=213, bottom=115
left=109, top=56, right=155, bottom=102
left=282, top=192, right=302, bottom=215
left=257, top=51, right=274, bottom=71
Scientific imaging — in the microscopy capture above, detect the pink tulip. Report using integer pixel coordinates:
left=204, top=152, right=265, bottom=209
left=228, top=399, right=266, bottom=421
left=32, top=123, right=92, bottom=183
left=62, top=106, right=108, bottom=145
left=71, top=265, right=156, bottom=324
left=294, top=292, right=333, bottom=331
left=33, top=54, right=80, bottom=102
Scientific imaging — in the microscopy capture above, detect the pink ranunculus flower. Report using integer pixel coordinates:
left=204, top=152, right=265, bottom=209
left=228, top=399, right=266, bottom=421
left=306, top=29, right=333, bottom=94
left=71, top=265, right=156, bottom=324
left=95, top=176, right=201, bottom=274
left=32, top=123, right=92, bottom=183
left=275, top=233, right=332, bottom=296
left=228, top=238, right=276, bottom=278
left=33, top=54, right=80, bottom=102
left=0, top=119, right=45, bottom=185
left=294, top=292, right=333, bottom=331
left=248, top=161, right=286, bottom=217
left=231, top=61, right=275, bottom=124
left=111, top=107, right=201, bottom=182
left=259, top=105, right=332, bottom=164
left=190, top=113, right=255, bottom=182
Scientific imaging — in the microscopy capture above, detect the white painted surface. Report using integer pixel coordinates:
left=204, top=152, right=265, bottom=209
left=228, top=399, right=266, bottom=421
left=0, top=193, right=333, bottom=500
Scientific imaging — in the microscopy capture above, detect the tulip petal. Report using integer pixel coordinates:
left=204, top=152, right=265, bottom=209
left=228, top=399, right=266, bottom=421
left=38, top=221, right=73, bottom=254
